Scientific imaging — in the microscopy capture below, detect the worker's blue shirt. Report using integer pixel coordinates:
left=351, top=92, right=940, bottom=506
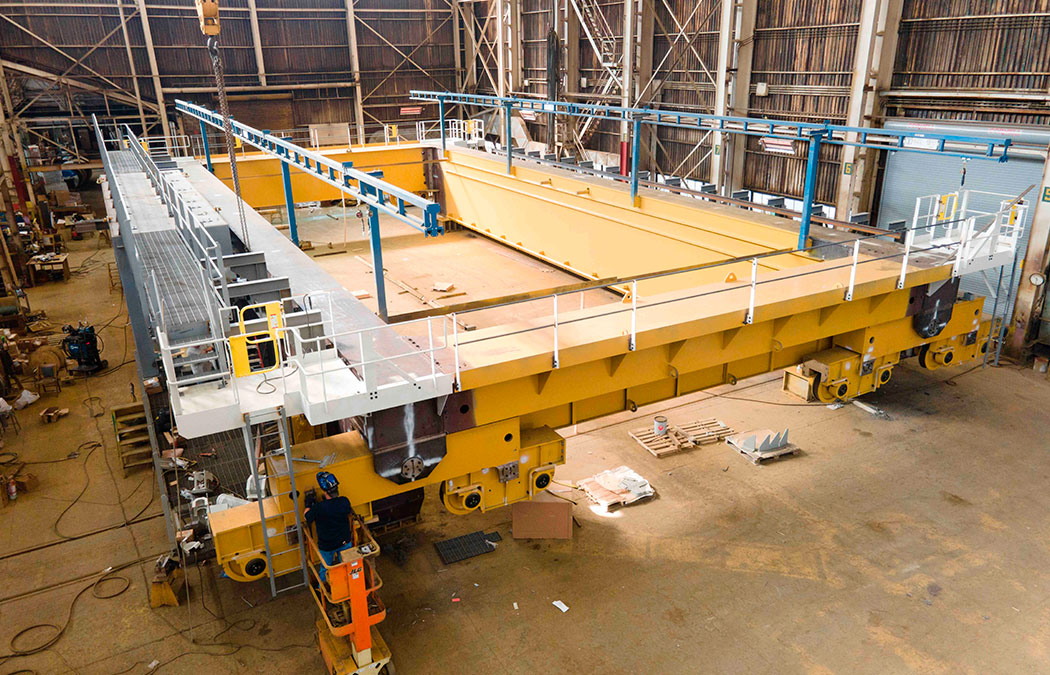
left=305, top=495, right=353, bottom=551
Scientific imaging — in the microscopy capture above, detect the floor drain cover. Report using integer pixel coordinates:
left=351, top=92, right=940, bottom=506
left=434, top=530, right=502, bottom=565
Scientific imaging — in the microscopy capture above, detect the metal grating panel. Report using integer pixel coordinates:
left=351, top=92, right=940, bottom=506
left=433, top=530, right=502, bottom=565
left=109, top=149, right=142, bottom=175
left=136, top=229, right=212, bottom=342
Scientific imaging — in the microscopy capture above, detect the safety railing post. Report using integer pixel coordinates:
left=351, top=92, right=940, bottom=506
left=898, top=228, right=912, bottom=290
left=199, top=119, right=213, bottom=172
left=367, top=206, right=388, bottom=320
left=985, top=263, right=1006, bottom=369
left=280, top=160, right=299, bottom=246
left=995, top=243, right=1022, bottom=366
left=745, top=259, right=758, bottom=324
left=427, top=318, right=436, bottom=382
left=797, top=129, right=825, bottom=250
left=451, top=314, right=461, bottom=391
left=629, top=280, right=637, bottom=351
left=552, top=294, right=560, bottom=368
left=845, top=239, right=860, bottom=301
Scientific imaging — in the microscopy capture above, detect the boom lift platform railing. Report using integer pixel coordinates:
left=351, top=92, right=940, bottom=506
left=410, top=90, right=1014, bottom=250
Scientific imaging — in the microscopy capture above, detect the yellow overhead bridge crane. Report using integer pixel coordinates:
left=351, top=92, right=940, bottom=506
left=195, top=138, right=1020, bottom=673
left=172, top=43, right=1018, bottom=667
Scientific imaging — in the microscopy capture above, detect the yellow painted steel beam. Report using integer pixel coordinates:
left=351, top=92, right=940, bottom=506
left=441, top=148, right=817, bottom=295
left=207, top=143, right=430, bottom=209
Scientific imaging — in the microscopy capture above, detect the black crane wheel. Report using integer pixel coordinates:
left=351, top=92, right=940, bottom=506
left=245, top=557, right=266, bottom=577
left=464, top=492, right=482, bottom=510
left=534, top=473, right=551, bottom=490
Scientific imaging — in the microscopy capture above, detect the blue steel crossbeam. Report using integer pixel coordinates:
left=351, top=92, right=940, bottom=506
left=176, top=99, right=447, bottom=320
left=411, top=91, right=1013, bottom=249
left=176, top=99, right=443, bottom=237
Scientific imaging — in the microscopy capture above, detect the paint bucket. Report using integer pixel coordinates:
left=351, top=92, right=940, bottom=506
left=653, top=416, right=668, bottom=436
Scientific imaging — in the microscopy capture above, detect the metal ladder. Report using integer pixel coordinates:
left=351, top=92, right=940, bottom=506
left=242, top=406, right=311, bottom=597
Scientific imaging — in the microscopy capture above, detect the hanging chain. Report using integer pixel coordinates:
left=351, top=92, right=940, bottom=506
left=207, top=36, right=251, bottom=249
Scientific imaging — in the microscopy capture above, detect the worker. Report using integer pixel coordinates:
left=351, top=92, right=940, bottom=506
left=304, top=471, right=353, bottom=582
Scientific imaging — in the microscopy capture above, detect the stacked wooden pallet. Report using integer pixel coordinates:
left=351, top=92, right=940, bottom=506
left=628, top=418, right=734, bottom=458
left=112, top=402, right=152, bottom=476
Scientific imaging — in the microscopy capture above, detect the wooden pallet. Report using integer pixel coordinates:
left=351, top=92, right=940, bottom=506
left=629, top=418, right=734, bottom=458
left=112, top=402, right=152, bottom=476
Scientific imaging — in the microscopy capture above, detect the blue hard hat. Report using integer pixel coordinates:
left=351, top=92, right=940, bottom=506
left=316, top=471, right=339, bottom=492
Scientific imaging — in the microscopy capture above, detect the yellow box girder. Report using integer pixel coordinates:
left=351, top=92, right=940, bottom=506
left=207, top=143, right=429, bottom=209
left=441, top=148, right=816, bottom=295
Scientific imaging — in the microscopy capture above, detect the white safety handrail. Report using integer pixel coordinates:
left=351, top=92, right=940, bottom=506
left=124, top=125, right=230, bottom=308
left=417, top=195, right=1025, bottom=390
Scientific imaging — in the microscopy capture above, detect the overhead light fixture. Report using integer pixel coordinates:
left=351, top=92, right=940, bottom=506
left=759, top=136, right=796, bottom=155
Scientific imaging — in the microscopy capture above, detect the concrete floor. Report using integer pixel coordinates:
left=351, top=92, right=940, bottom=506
left=2, top=206, right=1050, bottom=674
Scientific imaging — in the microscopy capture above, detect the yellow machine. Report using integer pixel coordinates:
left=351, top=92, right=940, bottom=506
left=195, top=0, right=220, bottom=36
left=196, top=113, right=1009, bottom=675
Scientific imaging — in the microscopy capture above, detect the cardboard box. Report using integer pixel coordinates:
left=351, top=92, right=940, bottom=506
left=511, top=492, right=573, bottom=539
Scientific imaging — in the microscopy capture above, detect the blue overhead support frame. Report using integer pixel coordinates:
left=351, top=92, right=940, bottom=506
left=411, top=90, right=1013, bottom=250
left=177, top=98, right=445, bottom=320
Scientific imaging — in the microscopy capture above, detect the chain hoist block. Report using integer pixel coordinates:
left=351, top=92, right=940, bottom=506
left=196, top=0, right=220, bottom=36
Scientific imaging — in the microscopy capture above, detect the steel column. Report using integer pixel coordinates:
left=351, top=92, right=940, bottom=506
left=199, top=120, right=213, bottom=172
left=439, top=97, right=446, bottom=152
left=798, top=131, right=826, bottom=250
left=345, top=0, right=367, bottom=146
left=1009, top=152, right=1050, bottom=355
left=630, top=116, right=641, bottom=204
left=367, top=206, right=388, bottom=320
left=505, top=102, right=512, bottom=174
left=246, top=0, right=267, bottom=86
left=281, top=160, right=299, bottom=245
left=135, top=0, right=171, bottom=139
left=115, top=0, right=147, bottom=135
left=835, top=0, right=902, bottom=218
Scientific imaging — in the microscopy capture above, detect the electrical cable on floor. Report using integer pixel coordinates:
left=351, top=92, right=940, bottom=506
left=255, top=361, right=299, bottom=395
left=0, top=451, right=79, bottom=467
left=1, top=245, right=313, bottom=674
left=0, top=560, right=135, bottom=667
left=51, top=441, right=105, bottom=539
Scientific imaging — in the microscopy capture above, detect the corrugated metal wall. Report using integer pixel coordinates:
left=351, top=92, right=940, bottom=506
left=890, top=0, right=1050, bottom=125
left=0, top=0, right=455, bottom=134
left=4, top=0, right=1049, bottom=189
left=743, top=0, right=860, bottom=203
left=650, top=0, right=721, bottom=179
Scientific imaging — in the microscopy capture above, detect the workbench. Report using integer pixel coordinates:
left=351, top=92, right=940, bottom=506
left=27, top=253, right=70, bottom=286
